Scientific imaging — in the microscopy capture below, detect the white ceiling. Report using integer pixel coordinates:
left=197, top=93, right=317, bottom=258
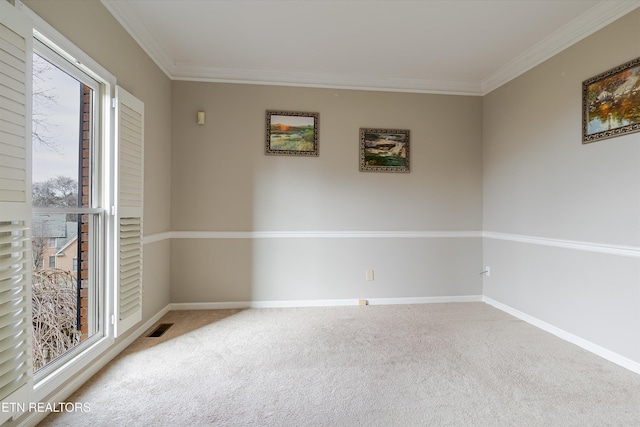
left=101, top=0, right=640, bottom=95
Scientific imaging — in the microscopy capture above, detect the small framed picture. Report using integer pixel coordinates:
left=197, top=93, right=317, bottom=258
left=582, top=56, right=640, bottom=143
left=359, top=128, right=410, bottom=172
left=265, top=110, right=319, bottom=156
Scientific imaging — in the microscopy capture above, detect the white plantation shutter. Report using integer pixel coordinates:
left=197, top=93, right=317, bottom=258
left=0, top=0, right=32, bottom=422
left=0, top=8, right=28, bottom=206
left=114, top=86, right=143, bottom=337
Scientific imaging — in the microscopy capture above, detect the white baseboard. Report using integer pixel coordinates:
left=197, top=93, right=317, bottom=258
left=483, top=296, right=640, bottom=375
left=169, top=301, right=252, bottom=310
left=368, top=295, right=483, bottom=305
left=19, top=305, right=172, bottom=427
left=169, top=295, right=483, bottom=311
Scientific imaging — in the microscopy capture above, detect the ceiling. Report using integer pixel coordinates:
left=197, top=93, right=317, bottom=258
left=101, top=0, right=640, bottom=95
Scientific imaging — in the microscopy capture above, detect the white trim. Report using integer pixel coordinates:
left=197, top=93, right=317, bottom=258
left=172, top=65, right=483, bottom=96
left=368, top=295, right=483, bottom=305
left=169, top=302, right=252, bottom=310
left=145, top=230, right=639, bottom=258
left=99, top=0, right=174, bottom=78
left=483, top=231, right=640, bottom=258
left=171, top=230, right=482, bottom=239
left=143, top=231, right=172, bottom=245
left=20, top=305, right=171, bottom=427
left=20, top=1, right=116, bottom=86
left=481, top=0, right=640, bottom=94
left=169, top=295, right=483, bottom=311
left=483, top=297, right=640, bottom=375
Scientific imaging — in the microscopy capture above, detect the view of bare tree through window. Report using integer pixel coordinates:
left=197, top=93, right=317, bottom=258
left=31, top=52, right=95, bottom=371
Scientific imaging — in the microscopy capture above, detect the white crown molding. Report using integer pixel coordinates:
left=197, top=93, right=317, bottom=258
left=481, top=0, right=640, bottom=94
left=100, top=0, right=175, bottom=78
left=172, top=64, right=483, bottom=96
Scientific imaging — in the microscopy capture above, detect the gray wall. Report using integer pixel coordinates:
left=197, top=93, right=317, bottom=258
left=171, top=83, right=484, bottom=303
left=482, top=10, right=640, bottom=363
left=24, top=0, right=173, bottom=324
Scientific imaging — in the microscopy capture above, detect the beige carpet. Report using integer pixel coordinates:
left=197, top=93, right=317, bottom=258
left=38, top=303, right=640, bottom=426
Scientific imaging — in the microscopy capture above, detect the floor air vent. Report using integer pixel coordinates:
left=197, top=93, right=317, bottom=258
left=147, top=323, right=173, bottom=337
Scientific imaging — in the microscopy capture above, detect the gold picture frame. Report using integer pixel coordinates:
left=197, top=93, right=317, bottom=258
left=582, top=56, right=640, bottom=143
left=265, top=110, right=319, bottom=156
left=359, top=128, right=410, bottom=172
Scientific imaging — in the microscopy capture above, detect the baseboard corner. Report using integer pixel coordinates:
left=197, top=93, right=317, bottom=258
left=482, top=296, right=640, bottom=375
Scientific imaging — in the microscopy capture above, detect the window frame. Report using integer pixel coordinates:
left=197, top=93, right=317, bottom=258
left=31, top=38, right=105, bottom=376
left=21, top=3, right=119, bottom=403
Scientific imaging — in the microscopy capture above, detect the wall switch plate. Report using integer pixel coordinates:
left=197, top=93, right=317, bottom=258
left=484, top=266, right=491, bottom=277
left=365, top=270, right=374, bottom=281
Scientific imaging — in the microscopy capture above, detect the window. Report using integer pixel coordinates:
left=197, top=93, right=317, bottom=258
left=0, top=2, right=144, bottom=414
left=31, top=43, right=105, bottom=375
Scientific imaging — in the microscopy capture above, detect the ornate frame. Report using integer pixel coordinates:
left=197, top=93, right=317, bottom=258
left=265, top=110, right=319, bottom=156
left=359, top=128, right=410, bottom=172
left=582, top=56, right=640, bottom=144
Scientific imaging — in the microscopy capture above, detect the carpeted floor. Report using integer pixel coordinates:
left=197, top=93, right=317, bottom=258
left=38, top=303, right=640, bottom=426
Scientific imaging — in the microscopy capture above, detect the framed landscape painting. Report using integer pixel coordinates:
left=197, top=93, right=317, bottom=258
left=582, top=56, right=640, bottom=143
left=265, top=110, right=319, bottom=156
left=359, top=128, right=410, bottom=172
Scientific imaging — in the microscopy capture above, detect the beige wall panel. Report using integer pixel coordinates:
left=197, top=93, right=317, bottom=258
left=142, top=240, right=171, bottom=318
left=171, top=237, right=482, bottom=303
left=171, top=83, right=483, bottom=232
left=171, top=239, right=254, bottom=303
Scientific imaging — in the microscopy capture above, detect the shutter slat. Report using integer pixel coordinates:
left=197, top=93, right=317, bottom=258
left=0, top=266, right=23, bottom=282
left=0, top=254, right=27, bottom=270
left=0, top=337, right=27, bottom=367
left=0, top=131, right=23, bottom=149
left=0, top=282, right=24, bottom=305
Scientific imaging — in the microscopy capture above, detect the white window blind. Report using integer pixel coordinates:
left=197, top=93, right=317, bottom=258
left=0, top=0, right=32, bottom=422
left=114, top=86, right=143, bottom=337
